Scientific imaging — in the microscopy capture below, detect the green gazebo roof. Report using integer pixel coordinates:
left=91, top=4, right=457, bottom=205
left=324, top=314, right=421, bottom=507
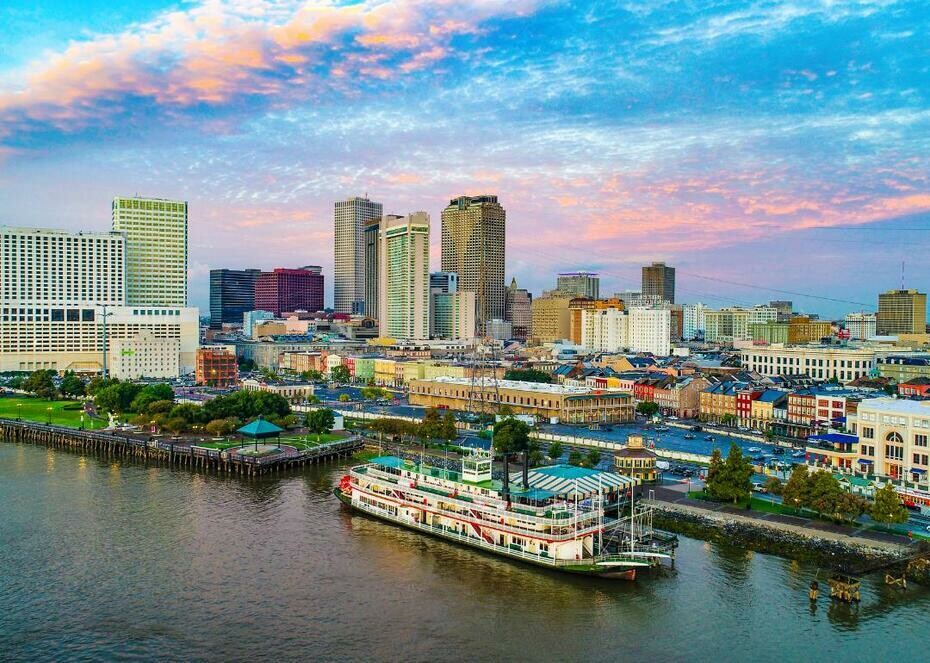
left=238, top=417, right=284, bottom=439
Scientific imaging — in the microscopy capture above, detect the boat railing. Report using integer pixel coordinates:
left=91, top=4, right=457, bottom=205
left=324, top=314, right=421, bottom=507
left=354, top=467, right=600, bottom=530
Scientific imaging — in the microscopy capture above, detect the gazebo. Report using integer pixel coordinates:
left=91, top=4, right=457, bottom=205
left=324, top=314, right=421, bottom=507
left=237, top=416, right=284, bottom=452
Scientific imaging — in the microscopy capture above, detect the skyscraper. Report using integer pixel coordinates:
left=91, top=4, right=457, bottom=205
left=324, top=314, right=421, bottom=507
left=877, top=289, right=927, bottom=335
left=441, top=194, right=505, bottom=333
left=334, top=196, right=383, bottom=314
left=504, top=277, right=532, bottom=341
left=641, top=262, right=675, bottom=304
left=556, top=271, right=600, bottom=299
left=209, top=268, right=261, bottom=328
left=378, top=212, right=430, bottom=339
left=255, top=267, right=324, bottom=317
left=430, top=271, right=458, bottom=294
left=112, top=196, right=188, bottom=306
left=363, top=217, right=384, bottom=320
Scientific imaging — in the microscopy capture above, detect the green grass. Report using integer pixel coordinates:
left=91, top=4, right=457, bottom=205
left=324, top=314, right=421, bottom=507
left=0, top=398, right=100, bottom=429
left=280, top=432, right=346, bottom=450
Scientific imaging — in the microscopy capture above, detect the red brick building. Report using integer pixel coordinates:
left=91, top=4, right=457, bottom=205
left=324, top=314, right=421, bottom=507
left=195, top=346, right=239, bottom=388
left=255, top=266, right=324, bottom=317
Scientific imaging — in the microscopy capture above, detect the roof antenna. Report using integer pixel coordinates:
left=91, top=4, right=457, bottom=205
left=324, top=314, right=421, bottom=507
left=901, top=260, right=905, bottom=289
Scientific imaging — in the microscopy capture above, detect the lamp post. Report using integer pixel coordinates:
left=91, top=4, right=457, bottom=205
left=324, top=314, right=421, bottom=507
left=16, top=403, right=22, bottom=421
left=46, top=406, right=53, bottom=425
left=98, top=304, right=113, bottom=380
left=80, top=414, right=85, bottom=431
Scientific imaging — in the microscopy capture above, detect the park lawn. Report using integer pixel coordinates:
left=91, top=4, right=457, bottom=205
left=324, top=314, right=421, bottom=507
left=280, top=432, right=346, bottom=450
left=0, top=398, right=95, bottom=428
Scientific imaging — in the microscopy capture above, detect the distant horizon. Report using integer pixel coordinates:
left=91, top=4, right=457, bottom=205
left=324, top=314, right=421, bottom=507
left=1, top=1, right=927, bottom=320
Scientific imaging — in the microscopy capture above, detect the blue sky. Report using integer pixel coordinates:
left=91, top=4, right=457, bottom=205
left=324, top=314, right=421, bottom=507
left=0, top=0, right=927, bottom=317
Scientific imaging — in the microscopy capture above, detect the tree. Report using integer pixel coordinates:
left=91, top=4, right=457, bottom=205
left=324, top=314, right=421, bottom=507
left=330, top=365, right=351, bottom=384
left=567, top=450, right=583, bottom=466
left=869, top=483, right=909, bottom=524
left=144, top=399, right=175, bottom=416
left=300, top=370, right=324, bottom=382
left=130, top=383, right=174, bottom=413
left=169, top=403, right=204, bottom=424
left=95, top=382, right=144, bottom=413
left=361, top=386, right=388, bottom=400
left=636, top=401, right=660, bottom=418
left=705, top=448, right=724, bottom=498
left=162, top=416, right=189, bottom=435
left=419, top=408, right=443, bottom=439
left=306, top=408, right=336, bottom=441
left=86, top=376, right=119, bottom=396
left=205, top=417, right=239, bottom=436
left=503, top=369, right=552, bottom=383
left=835, top=491, right=869, bottom=523
left=807, top=470, right=842, bottom=517
left=720, top=413, right=737, bottom=427
left=338, top=393, right=351, bottom=403
left=585, top=449, right=602, bottom=468
left=23, top=369, right=57, bottom=399
left=440, top=412, right=458, bottom=441
left=711, top=443, right=752, bottom=504
left=547, top=441, right=564, bottom=461
left=59, top=372, right=85, bottom=398
left=782, top=464, right=811, bottom=512
left=494, top=418, right=532, bottom=489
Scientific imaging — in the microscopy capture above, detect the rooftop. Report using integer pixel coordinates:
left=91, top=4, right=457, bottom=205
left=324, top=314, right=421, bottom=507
left=418, top=376, right=621, bottom=396
left=858, top=397, right=930, bottom=416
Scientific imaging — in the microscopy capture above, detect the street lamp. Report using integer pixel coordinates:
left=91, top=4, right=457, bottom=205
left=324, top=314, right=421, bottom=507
left=46, top=406, right=53, bottom=425
left=16, top=403, right=22, bottom=421
left=80, top=414, right=85, bottom=430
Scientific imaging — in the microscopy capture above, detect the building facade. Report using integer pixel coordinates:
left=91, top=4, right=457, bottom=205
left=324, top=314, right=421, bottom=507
left=877, top=289, right=927, bottom=335
left=195, top=345, right=239, bottom=387
left=530, top=290, right=574, bottom=344
left=504, top=278, right=532, bottom=341
left=556, top=271, right=599, bottom=299
left=628, top=306, right=671, bottom=356
left=845, top=312, right=877, bottom=340
left=849, top=398, right=930, bottom=485
left=209, top=268, right=260, bottom=328
left=255, top=267, right=324, bottom=317
left=641, top=262, right=675, bottom=303
left=440, top=195, right=506, bottom=332
left=334, top=196, right=383, bottom=314
left=740, top=346, right=878, bottom=383
left=682, top=302, right=707, bottom=340
left=430, top=291, right=477, bottom=341
left=581, top=307, right=628, bottom=353
left=378, top=212, right=431, bottom=339
left=112, top=196, right=188, bottom=306
left=363, top=217, right=382, bottom=320
left=109, top=332, right=181, bottom=380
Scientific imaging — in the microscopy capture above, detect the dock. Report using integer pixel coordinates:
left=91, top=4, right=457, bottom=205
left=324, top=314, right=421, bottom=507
left=0, top=419, right=363, bottom=477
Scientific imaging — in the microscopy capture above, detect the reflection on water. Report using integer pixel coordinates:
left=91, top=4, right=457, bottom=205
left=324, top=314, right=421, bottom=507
left=1, top=441, right=928, bottom=663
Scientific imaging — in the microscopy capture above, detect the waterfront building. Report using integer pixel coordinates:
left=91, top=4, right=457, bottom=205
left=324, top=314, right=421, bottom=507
left=441, top=195, right=506, bottom=332
left=682, top=302, right=708, bottom=340
left=505, top=278, right=532, bottom=341
left=845, top=312, right=877, bottom=340
left=877, top=289, right=927, bottom=335
left=739, top=346, right=879, bottom=383
left=747, top=390, right=788, bottom=431
left=243, top=310, right=274, bottom=338
left=241, top=377, right=314, bottom=403
left=847, top=398, right=930, bottom=486
left=877, top=355, right=930, bottom=383
left=109, top=332, right=181, bottom=380
left=209, top=268, right=260, bottom=328
left=641, top=262, right=675, bottom=304
left=334, top=196, right=383, bottom=314
left=378, top=212, right=430, bottom=340
left=112, top=196, right=188, bottom=306
left=255, top=266, right=324, bottom=317
left=530, top=290, right=574, bottom=344
left=195, top=345, right=239, bottom=387
left=556, top=271, right=600, bottom=299
left=0, top=226, right=197, bottom=375
left=430, top=291, right=476, bottom=341
left=409, top=376, right=634, bottom=424
left=614, top=434, right=658, bottom=482
left=628, top=307, right=671, bottom=356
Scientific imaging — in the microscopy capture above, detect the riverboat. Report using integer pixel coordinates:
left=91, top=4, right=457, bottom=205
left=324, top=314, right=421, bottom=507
left=335, top=449, right=676, bottom=579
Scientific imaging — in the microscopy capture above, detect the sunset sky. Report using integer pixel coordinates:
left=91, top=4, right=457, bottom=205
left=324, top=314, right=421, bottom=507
left=1, top=0, right=928, bottom=317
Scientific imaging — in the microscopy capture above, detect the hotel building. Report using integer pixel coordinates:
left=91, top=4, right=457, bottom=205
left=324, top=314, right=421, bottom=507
left=112, top=196, right=188, bottom=306
left=378, top=212, right=431, bottom=340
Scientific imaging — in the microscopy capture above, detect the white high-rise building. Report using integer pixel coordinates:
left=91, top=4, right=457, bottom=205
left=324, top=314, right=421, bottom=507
left=0, top=226, right=197, bottom=375
left=431, top=291, right=476, bottom=340
left=628, top=307, right=672, bottom=356
left=378, top=212, right=430, bottom=339
left=845, top=311, right=877, bottom=340
left=581, top=308, right=629, bottom=352
left=682, top=303, right=708, bottom=340
left=334, top=196, right=383, bottom=314
left=112, top=196, right=188, bottom=306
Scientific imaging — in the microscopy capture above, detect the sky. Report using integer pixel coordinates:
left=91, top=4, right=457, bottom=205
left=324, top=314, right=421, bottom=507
left=0, top=0, right=928, bottom=319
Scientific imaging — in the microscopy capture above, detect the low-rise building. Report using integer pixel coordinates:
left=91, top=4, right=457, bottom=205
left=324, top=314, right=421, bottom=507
left=740, top=345, right=879, bottom=384
left=877, top=354, right=930, bottom=383
left=848, top=398, right=930, bottom=486
left=614, top=434, right=658, bottom=482
left=195, top=345, right=238, bottom=387
left=899, top=377, right=930, bottom=397
left=109, top=332, right=182, bottom=380
left=241, top=378, right=314, bottom=403
left=408, top=377, right=634, bottom=424
left=280, top=351, right=328, bottom=375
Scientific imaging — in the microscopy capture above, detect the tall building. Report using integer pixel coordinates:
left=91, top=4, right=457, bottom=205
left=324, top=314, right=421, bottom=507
left=505, top=278, right=532, bottom=341
left=255, top=267, right=324, bottom=317
left=556, top=271, right=599, bottom=299
left=378, top=212, right=430, bottom=339
left=530, top=290, right=574, bottom=344
left=682, top=303, right=707, bottom=340
left=209, top=268, right=261, bottom=328
left=628, top=307, right=672, bottom=356
left=845, top=311, right=877, bottom=340
left=441, top=194, right=506, bottom=332
left=112, top=196, right=188, bottom=306
left=430, top=271, right=459, bottom=294
left=0, top=226, right=198, bottom=374
left=581, top=307, right=628, bottom=353
left=334, top=196, right=383, bottom=314
left=641, top=262, right=675, bottom=304
left=364, top=215, right=395, bottom=322
left=877, top=289, right=927, bottom=335
left=431, top=291, right=476, bottom=340
left=704, top=306, right=777, bottom=343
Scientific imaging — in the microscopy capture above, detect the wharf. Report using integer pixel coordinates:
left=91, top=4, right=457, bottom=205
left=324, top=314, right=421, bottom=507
left=0, top=419, right=362, bottom=477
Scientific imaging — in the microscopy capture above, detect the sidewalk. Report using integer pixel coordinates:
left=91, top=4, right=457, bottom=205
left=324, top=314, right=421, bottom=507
left=644, top=485, right=913, bottom=553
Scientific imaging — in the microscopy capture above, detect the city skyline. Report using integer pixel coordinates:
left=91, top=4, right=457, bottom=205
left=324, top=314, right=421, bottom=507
left=0, top=1, right=928, bottom=317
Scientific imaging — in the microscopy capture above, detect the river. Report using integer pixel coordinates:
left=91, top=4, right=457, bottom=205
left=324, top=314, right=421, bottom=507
left=1, top=441, right=927, bottom=662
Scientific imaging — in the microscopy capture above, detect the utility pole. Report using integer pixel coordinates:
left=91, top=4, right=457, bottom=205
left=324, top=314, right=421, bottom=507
left=99, top=304, right=113, bottom=379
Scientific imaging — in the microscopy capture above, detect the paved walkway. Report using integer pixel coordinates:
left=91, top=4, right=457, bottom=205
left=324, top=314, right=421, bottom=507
left=643, top=485, right=914, bottom=553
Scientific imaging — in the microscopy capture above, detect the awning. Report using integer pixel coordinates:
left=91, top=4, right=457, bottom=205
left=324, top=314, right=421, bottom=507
left=858, top=459, right=873, bottom=465
left=911, top=468, right=927, bottom=474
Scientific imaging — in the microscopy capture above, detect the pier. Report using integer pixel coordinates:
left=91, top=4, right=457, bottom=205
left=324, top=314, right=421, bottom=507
left=0, top=419, right=363, bottom=477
